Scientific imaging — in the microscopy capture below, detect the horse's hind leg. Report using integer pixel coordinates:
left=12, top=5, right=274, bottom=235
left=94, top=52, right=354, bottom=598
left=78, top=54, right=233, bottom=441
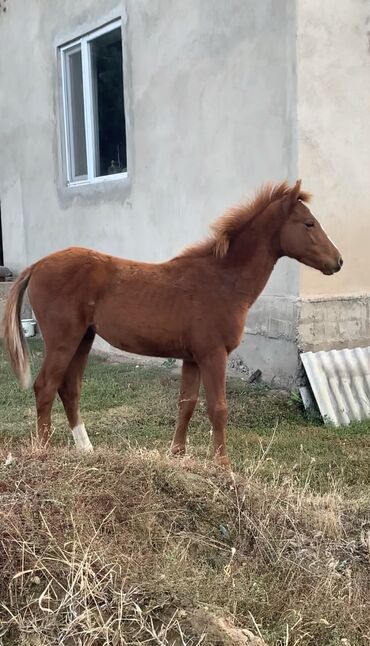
left=34, top=342, right=82, bottom=447
left=171, top=360, right=200, bottom=455
left=58, top=327, right=95, bottom=451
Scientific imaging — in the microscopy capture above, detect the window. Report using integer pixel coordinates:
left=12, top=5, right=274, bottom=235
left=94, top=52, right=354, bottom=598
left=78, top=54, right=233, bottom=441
left=60, top=20, right=127, bottom=185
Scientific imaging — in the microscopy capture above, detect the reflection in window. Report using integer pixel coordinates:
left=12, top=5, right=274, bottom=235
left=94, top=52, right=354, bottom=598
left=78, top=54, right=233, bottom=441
left=91, top=28, right=126, bottom=177
left=65, top=47, right=87, bottom=179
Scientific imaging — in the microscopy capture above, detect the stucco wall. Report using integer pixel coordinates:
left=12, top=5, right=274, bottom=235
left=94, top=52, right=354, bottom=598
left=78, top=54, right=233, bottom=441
left=297, top=0, right=370, bottom=298
left=295, top=0, right=370, bottom=354
left=0, top=0, right=299, bottom=383
left=0, top=0, right=297, bottom=267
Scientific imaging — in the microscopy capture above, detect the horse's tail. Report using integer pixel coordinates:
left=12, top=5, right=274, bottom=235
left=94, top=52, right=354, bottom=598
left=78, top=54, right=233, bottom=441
left=3, top=265, right=33, bottom=389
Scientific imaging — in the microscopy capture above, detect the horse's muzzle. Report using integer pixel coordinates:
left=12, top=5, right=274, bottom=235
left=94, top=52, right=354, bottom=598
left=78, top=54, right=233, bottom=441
left=323, top=256, right=343, bottom=275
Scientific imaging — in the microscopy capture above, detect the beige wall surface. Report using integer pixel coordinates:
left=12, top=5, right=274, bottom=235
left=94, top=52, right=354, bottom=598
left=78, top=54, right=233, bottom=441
left=297, top=0, right=370, bottom=297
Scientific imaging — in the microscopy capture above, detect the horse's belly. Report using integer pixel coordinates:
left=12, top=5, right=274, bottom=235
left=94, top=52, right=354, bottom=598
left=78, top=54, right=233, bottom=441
left=95, top=316, right=192, bottom=361
left=121, top=339, right=191, bottom=361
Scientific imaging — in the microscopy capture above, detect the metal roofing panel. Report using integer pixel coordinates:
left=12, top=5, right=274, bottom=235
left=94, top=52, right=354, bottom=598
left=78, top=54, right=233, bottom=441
left=301, top=346, right=370, bottom=426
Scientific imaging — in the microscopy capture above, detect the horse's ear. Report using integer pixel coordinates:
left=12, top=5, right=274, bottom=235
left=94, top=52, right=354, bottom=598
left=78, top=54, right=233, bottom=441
left=291, top=179, right=302, bottom=200
left=282, top=179, right=302, bottom=215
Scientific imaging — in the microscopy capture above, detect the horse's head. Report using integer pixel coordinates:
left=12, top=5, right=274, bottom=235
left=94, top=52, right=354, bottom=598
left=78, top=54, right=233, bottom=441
left=279, top=181, right=343, bottom=275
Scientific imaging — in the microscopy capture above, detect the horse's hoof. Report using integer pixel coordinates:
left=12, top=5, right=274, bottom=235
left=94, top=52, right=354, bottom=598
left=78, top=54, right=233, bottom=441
left=31, top=438, right=51, bottom=453
left=170, top=444, right=186, bottom=457
left=76, top=444, right=94, bottom=453
left=214, top=455, right=231, bottom=470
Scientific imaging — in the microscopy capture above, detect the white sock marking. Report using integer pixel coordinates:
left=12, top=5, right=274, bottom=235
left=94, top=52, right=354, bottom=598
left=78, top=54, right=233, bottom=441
left=72, top=423, right=93, bottom=452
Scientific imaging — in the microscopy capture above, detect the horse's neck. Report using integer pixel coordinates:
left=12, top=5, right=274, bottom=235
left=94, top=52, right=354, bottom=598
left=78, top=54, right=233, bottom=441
left=222, top=214, right=281, bottom=306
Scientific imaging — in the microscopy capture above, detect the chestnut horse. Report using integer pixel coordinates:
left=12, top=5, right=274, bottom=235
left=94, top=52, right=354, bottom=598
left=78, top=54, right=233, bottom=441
left=3, top=181, right=342, bottom=466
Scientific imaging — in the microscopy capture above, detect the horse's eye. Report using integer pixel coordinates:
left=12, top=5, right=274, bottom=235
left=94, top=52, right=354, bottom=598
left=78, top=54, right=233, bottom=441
left=304, top=222, right=315, bottom=228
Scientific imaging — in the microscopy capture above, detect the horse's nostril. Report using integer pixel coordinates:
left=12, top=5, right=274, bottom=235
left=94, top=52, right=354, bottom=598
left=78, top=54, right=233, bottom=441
left=338, top=257, right=343, bottom=269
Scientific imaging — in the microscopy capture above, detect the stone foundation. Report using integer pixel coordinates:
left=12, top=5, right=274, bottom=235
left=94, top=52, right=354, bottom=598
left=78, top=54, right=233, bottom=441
left=231, top=293, right=370, bottom=386
left=297, top=294, right=370, bottom=353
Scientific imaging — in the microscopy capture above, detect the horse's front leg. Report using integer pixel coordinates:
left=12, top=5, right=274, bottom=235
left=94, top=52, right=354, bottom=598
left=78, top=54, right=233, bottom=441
left=200, top=350, right=230, bottom=468
left=171, top=360, right=200, bottom=455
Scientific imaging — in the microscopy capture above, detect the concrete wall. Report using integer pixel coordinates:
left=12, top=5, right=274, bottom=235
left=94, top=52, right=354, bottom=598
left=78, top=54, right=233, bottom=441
left=298, top=295, right=370, bottom=353
left=296, top=0, right=370, bottom=353
left=0, top=0, right=299, bottom=383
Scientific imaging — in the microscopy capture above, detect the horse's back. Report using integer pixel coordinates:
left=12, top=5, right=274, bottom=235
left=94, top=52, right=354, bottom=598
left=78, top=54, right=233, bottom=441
left=26, top=247, right=165, bottom=331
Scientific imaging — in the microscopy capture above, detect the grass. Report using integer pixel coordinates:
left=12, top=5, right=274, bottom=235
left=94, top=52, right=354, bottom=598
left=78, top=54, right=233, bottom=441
left=1, top=339, right=370, bottom=491
left=0, top=338, right=370, bottom=645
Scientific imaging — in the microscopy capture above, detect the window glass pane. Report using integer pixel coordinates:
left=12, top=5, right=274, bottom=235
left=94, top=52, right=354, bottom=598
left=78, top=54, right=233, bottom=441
left=67, top=48, right=87, bottom=179
left=90, top=27, right=126, bottom=177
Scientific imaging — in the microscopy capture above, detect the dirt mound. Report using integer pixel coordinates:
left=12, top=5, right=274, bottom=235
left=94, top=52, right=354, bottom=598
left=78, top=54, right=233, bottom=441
left=0, top=447, right=369, bottom=645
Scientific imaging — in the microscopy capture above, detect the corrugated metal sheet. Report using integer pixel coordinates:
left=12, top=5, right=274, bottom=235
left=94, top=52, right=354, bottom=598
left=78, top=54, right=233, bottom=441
left=301, top=346, right=370, bottom=426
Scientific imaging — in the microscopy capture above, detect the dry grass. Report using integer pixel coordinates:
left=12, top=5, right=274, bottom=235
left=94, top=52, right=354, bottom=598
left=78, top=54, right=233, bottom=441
left=1, top=446, right=370, bottom=645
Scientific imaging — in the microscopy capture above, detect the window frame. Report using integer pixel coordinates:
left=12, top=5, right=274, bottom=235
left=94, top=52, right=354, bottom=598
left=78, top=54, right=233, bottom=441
left=60, top=19, right=127, bottom=187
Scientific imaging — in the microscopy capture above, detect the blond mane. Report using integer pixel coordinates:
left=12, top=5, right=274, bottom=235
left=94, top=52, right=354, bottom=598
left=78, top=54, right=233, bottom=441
left=179, top=181, right=311, bottom=258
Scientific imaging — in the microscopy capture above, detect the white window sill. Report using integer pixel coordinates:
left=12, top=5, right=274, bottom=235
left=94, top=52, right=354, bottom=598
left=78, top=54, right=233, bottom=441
left=67, top=171, right=128, bottom=188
